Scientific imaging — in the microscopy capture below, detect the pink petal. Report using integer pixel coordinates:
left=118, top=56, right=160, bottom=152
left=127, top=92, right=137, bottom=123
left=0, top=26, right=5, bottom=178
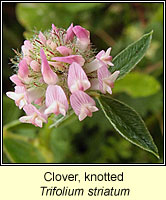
left=39, top=31, right=46, bottom=45
left=52, top=24, right=59, bottom=33
left=23, top=104, right=38, bottom=116
left=70, top=91, right=98, bottom=121
left=48, top=41, right=57, bottom=51
left=68, top=62, right=91, bottom=93
left=24, top=40, right=33, bottom=50
left=96, top=50, right=105, bottom=59
left=20, top=104, right=47, bottom=127
left=24, top=56, right=33, bottom=65
left=40, top=48, right=58, bottom=85
left=105, top=47, right=112, bottom=57
left=15, top=85, right=26, bottom=93
left=45, top=85, right=68, bottom=116
left=10, top=75, right=24, bottom=86
left=73, top=25, right=90, bottom=51
left=6, top=86, right=28, bottom=109
left=48, top=61, right=64, bottom=71
left=18, top=59, right=29, bottom=79
left=34, top=97, right=44, bottom=105
left=30, top=60, right=40, bottom=72
left=65, top=23, right=74, bottom=42
left=73, top=25, right=90, bottom=41
left=56, top=46, right=72, bottom=56
left=23, top=104, right=47, bottom=120
left=98, top=65, right=111, bottom=94
left=96, top=48, right=114, bottom=67
left=98, top=65, right=119, bottom=94
left=108, top=71, right=120, bottom=83
left=51, top=55, right=85, bottom=66
left=21, top=40, right=33, bottom=57
left=84, top=59, right=101, bottom=73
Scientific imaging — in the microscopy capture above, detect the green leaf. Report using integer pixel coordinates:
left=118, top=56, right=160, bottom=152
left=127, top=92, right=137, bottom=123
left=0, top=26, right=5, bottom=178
left=110, top=31, right=153, bottom=80
left=116, top=91, right=163, bottom=117
left=97, top=95, right=159, bottom=158
left=113, top=72, right=160, bottom=97
left=3, top=136, right=46, bottom=163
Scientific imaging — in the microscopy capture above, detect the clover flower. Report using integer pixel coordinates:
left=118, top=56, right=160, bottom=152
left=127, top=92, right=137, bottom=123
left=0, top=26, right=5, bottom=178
left=6, top=23, right=119, bottom=127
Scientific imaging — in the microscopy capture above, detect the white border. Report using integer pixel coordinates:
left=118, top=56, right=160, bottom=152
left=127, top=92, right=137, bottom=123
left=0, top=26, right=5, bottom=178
left=1, top=1, right=165, bottom=166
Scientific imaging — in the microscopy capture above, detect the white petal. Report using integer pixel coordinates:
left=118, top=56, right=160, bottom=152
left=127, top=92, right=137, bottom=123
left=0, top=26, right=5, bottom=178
left=59, top=107, right=66, bottom=116
left=44, top=101, right=57, bottom=115
left=19, top=115, right=32, bottom=123
left=70, top=80, right=91, bottom=93
left=108, top=71, right=120, bottom=82
left=79, top=111, right=87, bottom=121
left=84, top=59, right=101, bottom=73
left=35, top=117, right=43, bottom=128
left=105, top=47, right=111, bottom=57
left=106, top=85, right=112, bottom=95
left=89, top=106, right=99, bottom=112
left=6, top=92, right=18, bottom=101
left=19, top=99, right=27, bottom=109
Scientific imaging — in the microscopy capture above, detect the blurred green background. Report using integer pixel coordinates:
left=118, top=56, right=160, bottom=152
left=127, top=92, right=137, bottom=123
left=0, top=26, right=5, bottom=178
left=3, top=2, right=163, bottom=163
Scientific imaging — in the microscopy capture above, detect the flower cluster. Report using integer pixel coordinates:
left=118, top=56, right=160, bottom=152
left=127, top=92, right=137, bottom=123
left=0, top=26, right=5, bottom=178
left=6, top=24, right=120, bottom=127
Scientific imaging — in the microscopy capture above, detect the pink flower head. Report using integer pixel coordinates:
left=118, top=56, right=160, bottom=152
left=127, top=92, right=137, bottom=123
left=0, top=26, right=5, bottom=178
left=73, top=25, right=90, bottom=51
left=70, top=91, right=98, bottom=121
left=40, top=48, right=58, bottom=85
left=6, top=86, right=28, bottom=109
left=45, top=85, right=68, bottom=116
left=10, top=75, right=24, bottom=86
left=65, top=23, right=74, bottom=42
left=96, top=47, right=114, bottom=67
left=51, top=55, right=85, bottom=66
left=68, top=62, right=91, bottom=93
left=7, top=24, right=119, bottom=126
left=98, top=65, right=120, bottom=94
left=56, top=46, right=72, bottom=56
left=18, top=59, right=29, bottom=80
left=19, top=104, right=47, bottom=128
left=39, top=31, right=47, bottom=45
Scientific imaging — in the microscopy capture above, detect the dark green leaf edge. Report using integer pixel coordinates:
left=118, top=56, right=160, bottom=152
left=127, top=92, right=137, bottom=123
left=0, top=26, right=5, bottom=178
left=97, top=95, right=159, bottom=159
left=111, top=30, right=153, bottom=80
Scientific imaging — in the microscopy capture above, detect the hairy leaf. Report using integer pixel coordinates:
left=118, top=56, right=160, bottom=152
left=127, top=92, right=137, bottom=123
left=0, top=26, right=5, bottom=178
left=110, top=31, right=153, bottom=79
left=97, top=95, right=159, bottom=158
